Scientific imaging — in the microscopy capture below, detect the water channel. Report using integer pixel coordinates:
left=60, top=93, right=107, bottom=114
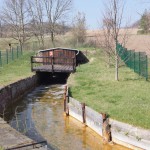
left=5, top=84, right=131, bottom=150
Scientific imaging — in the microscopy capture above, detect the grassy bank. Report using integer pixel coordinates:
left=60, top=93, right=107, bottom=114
left=0, top=51, right=34, bottom=86
left=68, top=48, right=150, bottom=129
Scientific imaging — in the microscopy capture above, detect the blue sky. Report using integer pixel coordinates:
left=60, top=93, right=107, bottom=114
left=73, top=0, right=150, bottom=29
left=0, top=0, right=149, bottom=29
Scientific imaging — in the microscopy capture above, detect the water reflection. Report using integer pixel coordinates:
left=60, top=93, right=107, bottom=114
left=6, top=85, right=131, bottom=150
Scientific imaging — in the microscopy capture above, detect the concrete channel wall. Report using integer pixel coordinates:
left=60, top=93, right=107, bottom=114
left=0, top=75, right=48, bottom=149
left=0, top=75, right=38, bottom=113
left=64, top=86, right=150, bottom=150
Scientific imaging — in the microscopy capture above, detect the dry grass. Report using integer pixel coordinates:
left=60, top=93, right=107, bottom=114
left=86, top=28, right=150, bottom=56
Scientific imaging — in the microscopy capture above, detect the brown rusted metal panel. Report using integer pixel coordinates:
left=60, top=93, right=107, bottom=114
left=31, top=48, right=88, bottom=73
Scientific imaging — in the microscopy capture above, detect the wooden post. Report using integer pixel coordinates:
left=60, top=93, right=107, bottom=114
left=81, top=103, right=86, bottom=124
left=64, top=85, right=67, bottom=112
left=66, top=97, right=69, bottom=116
left=64, top=85, right=69, bottom=116
left=102, top=113, right=111, bottom=143
left=52, top=56, right=54, bottom=73
left=31, top=56, right=33, bottom=72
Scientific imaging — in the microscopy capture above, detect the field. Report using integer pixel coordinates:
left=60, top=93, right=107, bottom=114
left=86, top=28, right=150, bottom=56
left=68, top=48, right=150, bottom=129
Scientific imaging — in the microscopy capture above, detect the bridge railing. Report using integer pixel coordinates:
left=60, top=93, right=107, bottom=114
left=31, top=56, right=76, bottom=72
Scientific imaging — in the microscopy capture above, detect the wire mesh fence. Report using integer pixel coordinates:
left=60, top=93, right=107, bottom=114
left=116, top=43, right=148, bottom=80
left=0, top=41, right=45, bottom=67
left=0, top=46, right=22, bottom=67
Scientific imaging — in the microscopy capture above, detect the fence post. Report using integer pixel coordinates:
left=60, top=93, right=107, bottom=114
left=64, top=85, right=67, bottom=112
left=31, top=56, right=33, bottom=72
left=146, top=55, right=148, bottom=81
left=129, top=50, right=131, bottom=68
left=12, top=47, right=14, bottom=61
left=17, top=46, right=19, bottom=58
left=6, top=49, right=8, bottom=64
left=133, top=51, right=135, bottom=72
left=102, top=113, right=111, bottom=143
left=33, top=42, right=35, bottom=54
left=0, top=51, right=1, bottom=66
left=21, top=45, right=23, bottom=55
left=81, top=103, right=86, bottom=124
left=66, top=95, right=69, bottom=116
left=64, top=85, right=69, bottom=116
left=139, top=52, right=141, bottom=75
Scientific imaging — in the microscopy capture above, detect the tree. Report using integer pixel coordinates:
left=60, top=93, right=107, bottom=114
left=0, top=18, right=4, bottom=38
left=1, top=0, right=30, bottom=49
left=72, top=12, right=87, bottom=46
left=28, top=0, right=45, bottom=48
left=101, top=0, right=127, bottom=81
left=43, top=0, right=72, bottom=47
left=139, top=10, right=150, bottom=34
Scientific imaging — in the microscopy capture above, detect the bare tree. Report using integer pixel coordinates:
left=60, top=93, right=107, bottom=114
left=0, top=18, right=4, bottom=38
left=1, top=0, right=30, bottom=49
left=28, top=0, right=45, bottom=48
left=72, top=12, right=87, bottom=47
left=43, top=0, right=72, bottom=47
left=101, top=0, right=128, bottom=81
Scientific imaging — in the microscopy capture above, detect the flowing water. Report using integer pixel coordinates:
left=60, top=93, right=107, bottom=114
left=5, top=84, right=131, bottom=150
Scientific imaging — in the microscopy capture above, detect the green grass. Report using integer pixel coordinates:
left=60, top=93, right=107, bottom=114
left=68, top=48, right=150, bottom=129
left=0, top=51, right=34, bottom=86
left=0, top=146, right=4, bottom=150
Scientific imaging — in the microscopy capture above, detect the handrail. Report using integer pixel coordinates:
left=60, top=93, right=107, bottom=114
left=32, top=56, right=75, bottom=59
left=6, top=140, right=47, bottom=150
left=31, top=55, right=76, bottom=72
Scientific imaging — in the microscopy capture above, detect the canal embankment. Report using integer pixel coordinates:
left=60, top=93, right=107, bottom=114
left=0, top=75, right=38, bottom=114
left=0, top=75, right=47, bottom=149
left=0, top=117, right=36, bottom=149
left=64, top=86, right=150, bottom=150
left=0, top=76, right=130, bottom=150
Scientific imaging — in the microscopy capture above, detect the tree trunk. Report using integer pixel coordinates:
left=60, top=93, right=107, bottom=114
left=51, top=32, right=55, bottom=47
left=115, top=48, right=119, bottom=81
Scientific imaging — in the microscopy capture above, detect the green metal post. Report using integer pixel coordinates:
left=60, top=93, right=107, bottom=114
left=12, top=47, right=14, bottom=61
left=146, top=55, right=148, bottom=81
left=139, top=52, right=141, bottom=75
left=133, top=51, right=135, bottom=72
left=33, top=41, right=36, bottom=54
left=20, top=45, right=23, bottom=55
left=0, top=51, right=1, bottom=66
left=129, top=50, right=132, bottom=68
left=21, top=46, right=23, bottom=55
left=6, top=49, right=9, bottom=64
left=17, top=46, right=19, bottom=58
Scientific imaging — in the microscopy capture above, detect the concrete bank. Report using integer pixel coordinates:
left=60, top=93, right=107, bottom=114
left=0, top=75, right=38, bottom=113
left=64, top=86, right=150, bottom=150
left=0, top=118, right=35, bottom=149
left=0, top=75, right=48, bottom=149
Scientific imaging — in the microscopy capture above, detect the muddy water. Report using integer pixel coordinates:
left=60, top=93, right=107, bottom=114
left=6, top=85, right=131, bottom=150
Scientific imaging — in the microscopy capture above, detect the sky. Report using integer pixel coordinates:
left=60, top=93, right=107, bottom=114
left=0, top=0, right=149, bottom=29
left=72, top=0, right=150, bottom=29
